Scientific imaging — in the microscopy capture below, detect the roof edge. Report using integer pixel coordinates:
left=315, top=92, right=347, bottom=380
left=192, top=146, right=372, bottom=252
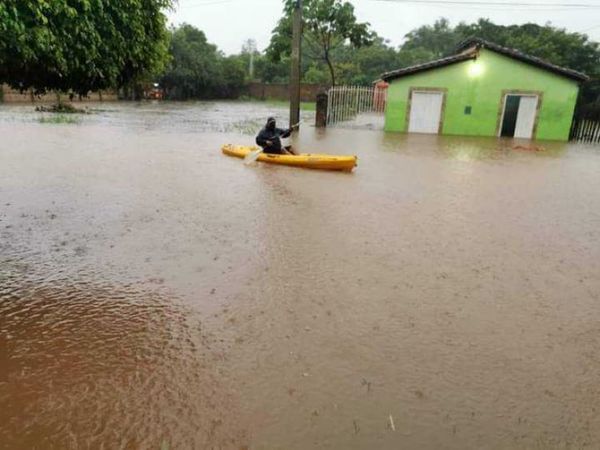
left=455, top=37, right=590, bottom=82
left=381, top=52, right=477, bottom=82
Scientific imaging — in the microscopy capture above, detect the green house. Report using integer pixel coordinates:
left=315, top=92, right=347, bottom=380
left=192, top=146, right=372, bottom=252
left=382, top=38, right=589, bottom=141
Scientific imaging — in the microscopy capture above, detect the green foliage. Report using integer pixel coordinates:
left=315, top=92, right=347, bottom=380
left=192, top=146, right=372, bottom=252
left=575, top=80, right=600, bottom=118
left=303, top=63, right=330, bottom=84
left=0, top=0, right=173, bottom=95
left=333, top=36, right=402, bottom=84
left=159, top=24, right=246, bottom=100
left=218, top=55, right=247, bottom=98
left=160, top=24, right=220, bottom=99
left=254, top=56, right=290, bottom=83
left=402, top=18, right=460, bottom=59
left=267, top=0, right=374, bottom=86
left=38, top=114, right=81, bottom=124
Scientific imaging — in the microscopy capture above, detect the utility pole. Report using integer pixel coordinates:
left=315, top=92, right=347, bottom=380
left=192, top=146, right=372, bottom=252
left=290, top=0, right=302, bottom=131
left=246, top=39, right=256, bottom=80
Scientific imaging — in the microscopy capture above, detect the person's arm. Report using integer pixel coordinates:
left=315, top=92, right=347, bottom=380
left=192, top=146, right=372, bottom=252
left=256, top=130, right=272, bottom=147
left=279, top=128, right=292, bottom=139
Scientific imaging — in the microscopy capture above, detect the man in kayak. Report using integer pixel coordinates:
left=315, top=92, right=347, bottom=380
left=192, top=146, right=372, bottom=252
left=256, top=117, right=298, bottom=155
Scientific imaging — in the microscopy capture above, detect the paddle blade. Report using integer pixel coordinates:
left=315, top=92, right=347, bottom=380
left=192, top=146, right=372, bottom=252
left=244, top=148, right=263, bottom=165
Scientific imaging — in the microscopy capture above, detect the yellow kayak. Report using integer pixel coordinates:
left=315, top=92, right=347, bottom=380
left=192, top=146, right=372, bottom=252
left=222, top=145, right=357, bottom=172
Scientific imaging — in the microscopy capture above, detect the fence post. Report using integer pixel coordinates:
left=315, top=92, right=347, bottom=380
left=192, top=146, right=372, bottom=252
left=316, top=92, right=328, bottom=128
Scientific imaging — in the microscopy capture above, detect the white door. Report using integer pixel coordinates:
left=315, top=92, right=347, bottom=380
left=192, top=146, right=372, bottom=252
left=514, top=95, right=538, bottom=139
left=408, top=91, right=444, bottom=134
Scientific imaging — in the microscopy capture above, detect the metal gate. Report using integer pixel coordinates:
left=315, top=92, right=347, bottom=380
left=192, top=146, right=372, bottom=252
left=326, top=85, right=387, bottom=129
left=570, top=117, right=600, bottom=143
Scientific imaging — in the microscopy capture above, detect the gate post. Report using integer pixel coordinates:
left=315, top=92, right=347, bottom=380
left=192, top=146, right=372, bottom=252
left=315, top=92, right=328, bottom=128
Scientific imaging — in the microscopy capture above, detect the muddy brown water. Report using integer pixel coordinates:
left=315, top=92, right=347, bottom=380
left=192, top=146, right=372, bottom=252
left=1, top=101, right=599, bottom=449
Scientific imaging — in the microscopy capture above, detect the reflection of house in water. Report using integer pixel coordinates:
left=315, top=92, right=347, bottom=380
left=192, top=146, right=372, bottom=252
left=381, top=38, right=589, bottom=141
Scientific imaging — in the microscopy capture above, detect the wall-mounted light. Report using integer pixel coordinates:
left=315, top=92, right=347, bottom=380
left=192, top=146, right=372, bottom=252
left=467, top=61, right=485, bottom=78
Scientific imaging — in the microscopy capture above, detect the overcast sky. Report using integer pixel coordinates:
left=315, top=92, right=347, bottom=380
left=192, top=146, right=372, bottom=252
left=168, top=0, right=600, bottom=55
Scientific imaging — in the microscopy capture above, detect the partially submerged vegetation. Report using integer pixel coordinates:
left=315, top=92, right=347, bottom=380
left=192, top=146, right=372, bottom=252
left=37, top=114, right=81, bottom=125
left=35, top=104, right=87, bottom=114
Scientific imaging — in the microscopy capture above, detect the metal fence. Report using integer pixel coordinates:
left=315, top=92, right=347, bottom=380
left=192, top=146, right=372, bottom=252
left=570, top=117, right=600, bottom=143
left=326, top=85, right=387, bottom=129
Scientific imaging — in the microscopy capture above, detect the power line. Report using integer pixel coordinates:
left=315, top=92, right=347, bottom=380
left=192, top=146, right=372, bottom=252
left=178, top=0, right=237, bottom=8
left=368, top=0, right=600, bottom=7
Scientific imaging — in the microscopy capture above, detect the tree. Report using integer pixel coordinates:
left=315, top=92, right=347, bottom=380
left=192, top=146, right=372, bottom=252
left=160, top=24, right=221, bottom=99
left=159, top=24, right=246, bottom=100
left=333, top=35, right=406, bottom=84
left=303, top=63, right=330, bottom=84
left=401, top=18, right=461, bottom=59
left=0, top=0, right=173, bottom=96
left=216, top=55, right=247, bottom=98
left=254, top=55, right=291, bottom=83
left=267, top=0, right=373, bottom=86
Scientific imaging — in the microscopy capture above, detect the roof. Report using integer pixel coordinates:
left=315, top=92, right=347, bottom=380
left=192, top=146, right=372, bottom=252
left=381, top=37, right=589, bottom=83
left=456, top=38, right=589, bottom=82
left=381, top=52, right=477, bottom=82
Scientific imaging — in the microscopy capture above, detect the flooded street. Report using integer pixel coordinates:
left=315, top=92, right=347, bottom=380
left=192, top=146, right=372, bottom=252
left=1, top=101, right=600, bottom=449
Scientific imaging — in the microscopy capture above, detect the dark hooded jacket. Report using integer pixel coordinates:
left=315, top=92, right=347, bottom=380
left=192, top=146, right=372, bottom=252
left=256, top=118, right=291, bottom=154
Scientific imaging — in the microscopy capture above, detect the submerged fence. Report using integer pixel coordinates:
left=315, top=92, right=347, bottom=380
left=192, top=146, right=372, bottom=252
left=570, top=117, right=600, bottom=143
left=326, top=85, right=387, bottom=128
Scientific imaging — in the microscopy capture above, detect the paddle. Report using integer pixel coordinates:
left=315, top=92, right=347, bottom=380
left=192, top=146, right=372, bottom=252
left=244, top=120, right=303, bottom=165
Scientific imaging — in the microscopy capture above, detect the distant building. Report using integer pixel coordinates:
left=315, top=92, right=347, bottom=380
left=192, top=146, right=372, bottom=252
left=143, top=82, right=164, bottom=100
left=381, top=38, right=589, bottom=141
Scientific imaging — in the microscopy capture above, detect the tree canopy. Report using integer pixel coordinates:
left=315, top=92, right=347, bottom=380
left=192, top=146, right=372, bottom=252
left=0, top=0, right=173, bottom=95
left=159, top=24, right=246, bottom=100
left=267, top=0, right=374, bottom=86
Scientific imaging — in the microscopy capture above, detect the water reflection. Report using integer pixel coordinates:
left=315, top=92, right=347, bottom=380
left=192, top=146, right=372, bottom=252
left=0, top=260, right=246, bottom=449
left=380, top=132, right=569, bottom=160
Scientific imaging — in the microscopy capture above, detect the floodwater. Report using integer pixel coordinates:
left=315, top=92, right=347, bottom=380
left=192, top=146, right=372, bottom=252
left=1, top=101, right=599, bottom=450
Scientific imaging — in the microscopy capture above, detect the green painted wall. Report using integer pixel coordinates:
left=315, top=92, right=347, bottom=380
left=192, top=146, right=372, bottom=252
left=384, top=49, right=580, bottom=141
